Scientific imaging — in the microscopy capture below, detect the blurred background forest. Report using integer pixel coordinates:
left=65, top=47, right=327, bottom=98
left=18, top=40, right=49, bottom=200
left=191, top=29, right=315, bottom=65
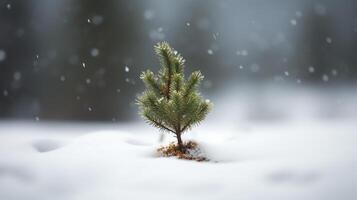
left=0, top=0, right=356, bottom=121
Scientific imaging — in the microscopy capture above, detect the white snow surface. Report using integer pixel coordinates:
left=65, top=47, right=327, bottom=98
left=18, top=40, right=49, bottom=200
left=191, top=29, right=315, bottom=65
left=1, top=83, right=357, bottom=200
left=0, top=119, right=356, bottom=200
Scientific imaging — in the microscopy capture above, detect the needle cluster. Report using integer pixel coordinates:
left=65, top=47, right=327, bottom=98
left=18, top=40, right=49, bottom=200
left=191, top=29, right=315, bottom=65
left=137, top=42, right=212, bottom=151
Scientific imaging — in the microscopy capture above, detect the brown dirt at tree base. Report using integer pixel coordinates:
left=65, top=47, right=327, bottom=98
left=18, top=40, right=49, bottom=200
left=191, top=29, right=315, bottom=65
left=157, top=141, right=209, bottom=162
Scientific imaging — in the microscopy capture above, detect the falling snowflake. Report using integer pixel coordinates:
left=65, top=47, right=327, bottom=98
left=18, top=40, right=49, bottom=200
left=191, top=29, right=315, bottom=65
left=241, top=50, right=248, bottom=56
left=13, top=71, right=22, bottom=81
left=186, top=22, right=191, bottom=27
left=82, top=62, right=86, bottom=68
left=125, top=66, right=130, bottom=72
left=0, top=50, right=6, bottom=62
left=86, top=78, right=91, bottom=84
left=144, top=10, right=155, bottom=20
left=322, top=74, right=329, bottom=82
left=290, top=19, right=297, bottom=26
left=90, top=48, right=99, bottom=57
left=284, top=71, right=289, bottom=76
left=60, top=75, right=66, bottom=82
left=3, top=90, right=8, bottom=97
left=308, top=66, right=315, bottom=73
left=326, top=37, right=332, bottom=44
left=207, top=49, right=213, bottom=55
left=331, top=69, right=338, bottom=76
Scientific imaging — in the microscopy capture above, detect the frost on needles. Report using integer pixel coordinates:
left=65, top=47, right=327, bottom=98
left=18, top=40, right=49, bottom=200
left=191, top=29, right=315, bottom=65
left=137, top=42, right=212, bottom=152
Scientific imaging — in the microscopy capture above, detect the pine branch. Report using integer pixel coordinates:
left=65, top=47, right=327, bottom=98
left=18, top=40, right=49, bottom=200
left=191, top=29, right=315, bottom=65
left=155, top=42, right=173, bottom=99
left=140, top=70, right=161, bottom=96
left=147, top=116, right=176, bottom=134
left=180, top=101, right=211, bottom=133
left=170, top=74, right=183, bottom=92
left=183, top=71, right=204, bottom=97
left=138, top=42, right=212, bottom=151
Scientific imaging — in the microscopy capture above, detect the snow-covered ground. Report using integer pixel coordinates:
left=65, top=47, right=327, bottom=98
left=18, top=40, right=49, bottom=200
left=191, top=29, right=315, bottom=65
left=0, top=85, right=356, bottom=200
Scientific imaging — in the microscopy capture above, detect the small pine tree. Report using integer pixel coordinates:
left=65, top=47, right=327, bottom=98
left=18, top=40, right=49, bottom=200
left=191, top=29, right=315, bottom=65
left=137, top=42, right=212, bottom=152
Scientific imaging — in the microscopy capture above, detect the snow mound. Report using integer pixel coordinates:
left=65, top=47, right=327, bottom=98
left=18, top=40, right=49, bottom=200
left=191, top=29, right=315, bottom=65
left=32, top=139, right=65, bottom=153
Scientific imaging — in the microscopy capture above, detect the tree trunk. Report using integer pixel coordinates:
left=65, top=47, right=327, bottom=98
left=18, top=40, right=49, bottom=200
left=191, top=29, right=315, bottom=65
left=176, top=132, right=184, bottom=152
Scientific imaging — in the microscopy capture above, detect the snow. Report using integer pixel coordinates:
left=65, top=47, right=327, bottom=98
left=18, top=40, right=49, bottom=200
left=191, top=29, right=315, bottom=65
left=90, top=48, right=99, bottom=57
left=0, top=119, right=356, bottom=200
left=308, top=66, right=315, bottom=73
left=13, top=72, right=22, bottom=81
left=0, top=49, right=6, bottom=62
left=0, top=86, right=356, bottom=200
left=60, top=75, right=66, bottom=82
left=331, top=69, right=338, bottom=76
left=322, top=74, right=329, bottom=82
left=290, top=19, right=297, bottom=26
left=125, top=66, right=130, bottom=72
left=144, top=10, right=155, bottom=20
left=85, top=78, right=91, bottom=84
left=3, top=90, right=8, bottom=97
left=236, top=50, right=248, bottom=56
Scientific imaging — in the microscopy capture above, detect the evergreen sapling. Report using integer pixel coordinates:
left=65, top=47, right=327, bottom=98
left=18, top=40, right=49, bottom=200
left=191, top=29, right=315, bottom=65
left=137, top=42, right=212, bottom=152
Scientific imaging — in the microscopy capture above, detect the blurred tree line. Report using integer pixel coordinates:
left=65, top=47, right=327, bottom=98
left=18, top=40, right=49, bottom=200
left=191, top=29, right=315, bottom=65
left=0, top=0, right=356, bottom=121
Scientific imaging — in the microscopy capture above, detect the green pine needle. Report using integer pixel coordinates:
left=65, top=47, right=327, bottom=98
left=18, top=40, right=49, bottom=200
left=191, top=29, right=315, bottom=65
left=137, top=42, right=212, bottom=150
